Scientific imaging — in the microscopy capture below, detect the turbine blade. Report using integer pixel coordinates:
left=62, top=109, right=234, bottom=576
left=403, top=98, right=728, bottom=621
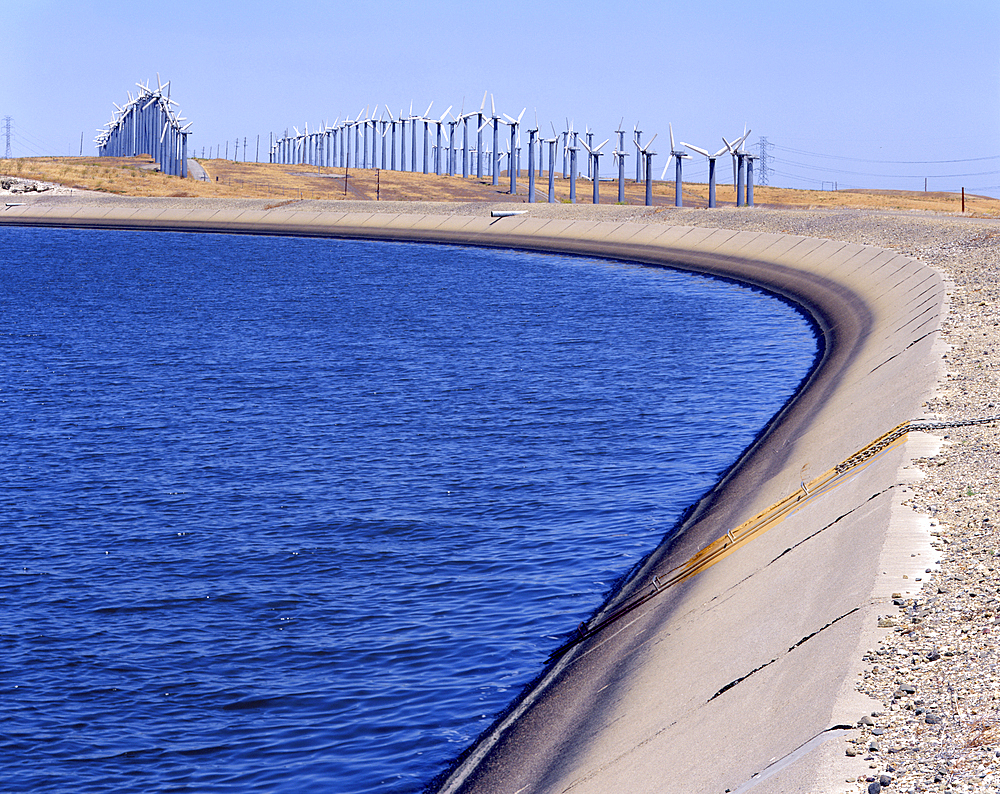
left=683, top=142, right=710, bottom=157
left=661, top=154, right=674, bottom=181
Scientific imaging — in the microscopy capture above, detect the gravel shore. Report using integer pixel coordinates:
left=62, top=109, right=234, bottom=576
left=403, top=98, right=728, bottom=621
left=7, top=193, right=999, bottom=792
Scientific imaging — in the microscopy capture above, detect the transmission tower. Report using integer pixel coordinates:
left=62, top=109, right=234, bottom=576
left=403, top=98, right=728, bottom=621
left=756, top=136, right=773, bottom=186
left=3, top=117, right=12, bottom=158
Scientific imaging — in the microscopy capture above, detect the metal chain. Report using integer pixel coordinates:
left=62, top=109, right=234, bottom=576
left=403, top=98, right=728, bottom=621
left=834, top=415, right=1000, bottom=474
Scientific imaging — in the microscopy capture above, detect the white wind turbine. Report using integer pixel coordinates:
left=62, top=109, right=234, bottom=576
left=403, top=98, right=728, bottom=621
left=682, top=140, right=729, bottom=208
left=723, top=128, right=751, bottom=206
left=433, top=105, right=452, bottom=175
left=503, top=108, right=525, bottom=195
left=420, top=101, right=434, bottom=174
left=661, top=123, right=692, bottom=207
left=636, top=133, right=657, bottom=206
left=384, top=106, right=397, bottom=170
left=614, top=118, right=629, bottom=203
left=526, top=111, right=539, bottom=203
left=475, top=90, right=487, bottom=179
left=545, top=124, right=561, bottom=203
left=489, top=94, right=502, bottom=186
left=578, top=136, right=610, bottom=204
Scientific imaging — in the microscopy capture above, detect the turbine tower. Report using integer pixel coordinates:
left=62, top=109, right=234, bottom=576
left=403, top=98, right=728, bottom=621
left=614, top=118, right=629, bottom=203
left=527, top=112, right=539, bottom=203
left=578, top=136, right=610, bottom=204
left=660, top=123, right=691, bottom=207
left=636, top=134, right=657, bottom=206
left=723, top=128, right=751, bottom=207
left=503, top=108, right=525, bottom=195
left=545, top=127, right=560, bottom=203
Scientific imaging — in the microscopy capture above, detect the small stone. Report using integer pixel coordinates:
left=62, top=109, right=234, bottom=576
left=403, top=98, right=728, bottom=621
left=859, top=715, right=875, bottom=726
left=925, top=714, right=942, bottom=724
left=847, top=748, right=858, bottom=757
left=868, top=782, right=882, bottom=794
left=879, top=773, right=892, bottom=786
left=873, top=728, right=885, bottom=735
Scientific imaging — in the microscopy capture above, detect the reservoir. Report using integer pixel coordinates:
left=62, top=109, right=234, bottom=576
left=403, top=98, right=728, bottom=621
left=1, top=227, right=817, bottom=793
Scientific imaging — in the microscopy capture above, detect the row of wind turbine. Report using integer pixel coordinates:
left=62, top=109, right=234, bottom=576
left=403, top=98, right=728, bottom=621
left=271, top=97, right=754, bottom=207
left=96, top=75, right=192, bottom=178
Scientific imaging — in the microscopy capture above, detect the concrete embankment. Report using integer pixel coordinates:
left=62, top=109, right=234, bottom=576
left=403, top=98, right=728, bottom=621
left=1, top=200, right=946, bottom=792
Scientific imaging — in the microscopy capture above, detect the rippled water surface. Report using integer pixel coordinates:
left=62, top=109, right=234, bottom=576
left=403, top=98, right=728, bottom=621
left=1, top=228, right=817, bottom=792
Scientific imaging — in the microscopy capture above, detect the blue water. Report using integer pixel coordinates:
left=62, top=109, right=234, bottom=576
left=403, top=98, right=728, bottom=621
left=1, top=228, right=817, bottom=793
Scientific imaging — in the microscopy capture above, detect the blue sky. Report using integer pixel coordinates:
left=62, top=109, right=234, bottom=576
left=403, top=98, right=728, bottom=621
left=6, top=0, right=1000, bottom=196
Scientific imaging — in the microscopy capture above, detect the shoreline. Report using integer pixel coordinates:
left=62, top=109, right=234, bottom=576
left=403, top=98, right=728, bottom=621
left=4, top=196, right=997, bottom=792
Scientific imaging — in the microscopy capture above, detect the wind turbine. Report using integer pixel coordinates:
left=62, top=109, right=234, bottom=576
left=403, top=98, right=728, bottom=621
left=634, top=122, right=643, bottom=183
left=475, top=90, right=487, bottom=179
left=660, top=123, right=692, bottom=207
left=562, top=119, right=573, bottom=178
left=354, top=107, right=365, bottom=168
left=636, top=134, right=657, bottom=206
left=409, top=102, right=422, bottom=172
left=545, top=125, right=560, bottom=203
left=490, top=95, right=501, bottom=186
left=503, top=108, right=525, bottom=195
left=447, top=106, right=462, bottom=176
left=421, top=101, right=434, bottom=174
left=567, top=133, right=580, bottom=204
left=385, top=106, right=397, bottom=170
left=682, top=141, right=729, bottom=208
left=433, top=105, right=452, bottom=175
left=578, top=136, right=610, bottom=204
left=723, top=128, right=751, bottom=206
left=461, top=108, right=475, bottom=178
left=527, top=111, right=539, bottom=203
left=401, top=102, right=411, bottom=172
left=614, top=118, right=629, bottom=203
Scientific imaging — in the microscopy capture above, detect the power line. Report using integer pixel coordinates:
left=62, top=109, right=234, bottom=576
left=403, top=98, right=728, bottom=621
left=774, top=155, right=1000, bottom=179
left=3, top=116, right=11, bottom=159
left=773, top=144, right=1000, bottom=166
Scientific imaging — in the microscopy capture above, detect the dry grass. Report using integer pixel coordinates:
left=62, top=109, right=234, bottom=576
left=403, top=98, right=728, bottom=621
left=963, top=720, right=1000, bottom=748
left=3, top=155, right=999, bottom=217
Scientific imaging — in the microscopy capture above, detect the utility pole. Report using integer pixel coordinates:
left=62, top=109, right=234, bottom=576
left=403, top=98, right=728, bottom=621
left=256, top=134, right=259, bottom=163
left=3, top=116, right=12, bottom=158
left=80, top=131, right=84, bottom=156
left=756, top=136, right=773, bottom=186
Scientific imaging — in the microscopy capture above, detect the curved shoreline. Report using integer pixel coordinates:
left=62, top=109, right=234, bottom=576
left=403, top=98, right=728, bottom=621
left=2, top=198, right=946, bottom=792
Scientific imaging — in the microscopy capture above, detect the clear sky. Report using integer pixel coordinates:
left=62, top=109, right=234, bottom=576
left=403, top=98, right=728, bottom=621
left=6, top=0, right=1000, bottom=196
